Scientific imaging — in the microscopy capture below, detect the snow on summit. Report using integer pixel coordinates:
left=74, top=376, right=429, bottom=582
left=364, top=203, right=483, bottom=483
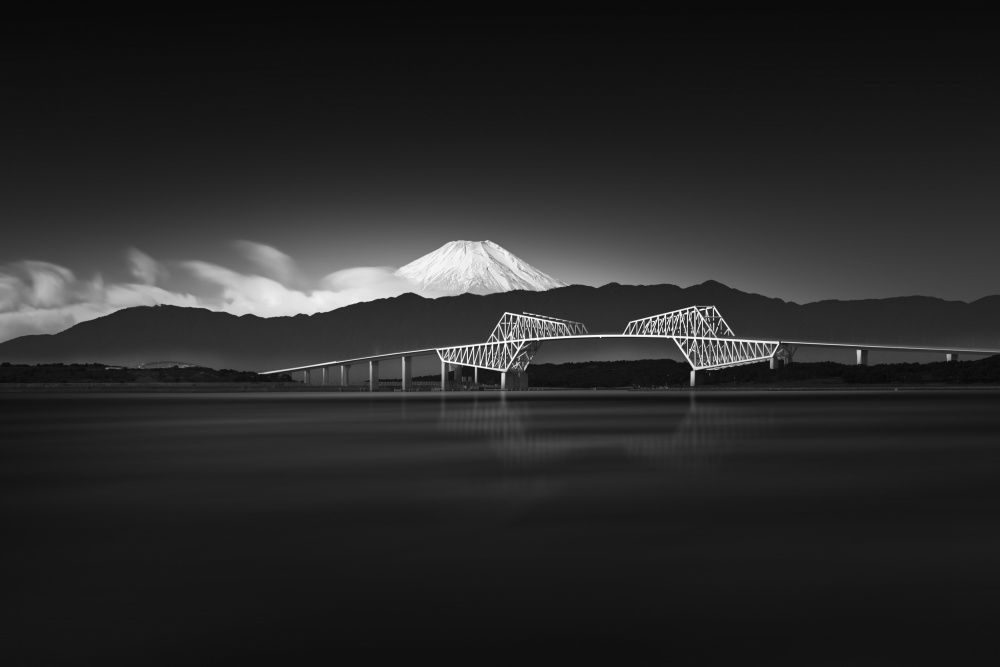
left=395, top=240, right=567, bottom=295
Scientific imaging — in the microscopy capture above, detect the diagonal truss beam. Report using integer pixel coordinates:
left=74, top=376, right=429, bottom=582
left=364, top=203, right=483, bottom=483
left=673, top=337, right=779, bottom=371
left=623, top=305, right=734, bottom=338
left=438, top=312, right=586, bottom=372
left=623, top=306, right=777, bottom=371
left=487, top=312, right=588, bottom=343
left=437, top=340, right=543, bottom=373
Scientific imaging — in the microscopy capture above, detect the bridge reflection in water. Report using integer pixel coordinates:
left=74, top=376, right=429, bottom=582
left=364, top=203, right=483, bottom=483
left=437, top=392, right=775, bottom=473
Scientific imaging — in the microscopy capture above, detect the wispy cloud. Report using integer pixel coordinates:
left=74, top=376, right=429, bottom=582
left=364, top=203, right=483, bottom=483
left=232, top=240, right=301, bottom=287
left=126, top=247, right=167, bottom=286
left=0, top=243, right=424, bottom=343
left=0, top=260, right=200, bottom=343
left=180, top=261, right=407, bottom=317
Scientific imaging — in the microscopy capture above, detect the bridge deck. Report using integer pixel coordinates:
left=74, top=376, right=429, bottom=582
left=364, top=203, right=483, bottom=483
left=262, top=348, right=440, bottom=375
left=779, top=340, right=1000, bottom=355
left=260, top=334, right=1000, bottom=375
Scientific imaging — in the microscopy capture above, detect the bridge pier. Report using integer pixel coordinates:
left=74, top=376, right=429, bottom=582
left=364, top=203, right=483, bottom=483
left=947, top=353, right=958, bottom=362
left=856, top=349, right=869, bottom=366
left=401, top=356, right=412, bottom=391
left=474, top=367, right=478, bottom=385
left=321, top=367, right=328, bottom=386
left=500, top=371, right=527, bottom=390
left=303, top=369, right=311, bottom=385
left=440, top=360, right=447, bottom=391
left=769, top=356, right=780, bottom=370
left=369, top=361, right=379, bottom=392
left=341, top=364, right=351, bottom=386
left=690, top=370, right=699, bottom=387
left=501, top=371, right=524, bottom=391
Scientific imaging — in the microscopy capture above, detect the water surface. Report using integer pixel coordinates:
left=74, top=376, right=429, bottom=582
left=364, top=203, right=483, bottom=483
left=4, top=391, right=1000, bottom=663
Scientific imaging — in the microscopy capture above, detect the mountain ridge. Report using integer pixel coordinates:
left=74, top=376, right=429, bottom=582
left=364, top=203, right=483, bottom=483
left=1, top=281, right=998, bottom=371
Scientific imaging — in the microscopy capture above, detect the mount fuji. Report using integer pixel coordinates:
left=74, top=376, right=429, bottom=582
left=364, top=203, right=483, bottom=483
left=395, top=240, right=568, bottom=295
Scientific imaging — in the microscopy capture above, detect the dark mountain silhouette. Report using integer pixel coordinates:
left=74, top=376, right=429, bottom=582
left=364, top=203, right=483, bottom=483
left=1, top=281, right=998, bottom=371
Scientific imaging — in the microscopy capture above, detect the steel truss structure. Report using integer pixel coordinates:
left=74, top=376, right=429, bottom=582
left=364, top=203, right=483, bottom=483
left=774, top=343, right=798, bottom=364
left=624, top=305, right=735, bottom=338
left=622, top=306, right=779, bottom=371
left=437, top=312, right=588, bottom=372
left=438, top=306, right=777, bottom=374
left=674, top=336, right=780, bottom=371
left=263, top=303, right=1000, bottom=382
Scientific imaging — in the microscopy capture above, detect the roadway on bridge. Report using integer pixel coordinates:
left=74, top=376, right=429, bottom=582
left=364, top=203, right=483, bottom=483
left=261, top=334, right=1000, bottom=376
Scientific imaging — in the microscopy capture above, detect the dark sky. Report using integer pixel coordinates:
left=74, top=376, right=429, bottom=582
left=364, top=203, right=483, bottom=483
left=1, top=10, right=998, bottom=340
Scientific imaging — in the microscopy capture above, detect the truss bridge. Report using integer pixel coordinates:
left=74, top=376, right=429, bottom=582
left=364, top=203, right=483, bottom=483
left=261, top=305, right=999, bottom=389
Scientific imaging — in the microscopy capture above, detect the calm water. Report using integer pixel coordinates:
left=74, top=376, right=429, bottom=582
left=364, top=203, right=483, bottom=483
left=4, top=391, right=1000, bottom=664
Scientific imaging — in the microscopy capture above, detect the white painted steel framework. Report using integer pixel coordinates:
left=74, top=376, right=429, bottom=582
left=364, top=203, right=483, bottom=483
left=437, top=312, right=588, bottom=373
left=260, top=304, right=1000, bottom=389
left=437, top=306, right=776, bottom=374
left=622, top=306, right=779, bottom=371
left=624, top=305, right=734, bottom=338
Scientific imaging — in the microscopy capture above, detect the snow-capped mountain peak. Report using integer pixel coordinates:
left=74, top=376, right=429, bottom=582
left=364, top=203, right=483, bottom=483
left=395, top=240, right=567, bottom=295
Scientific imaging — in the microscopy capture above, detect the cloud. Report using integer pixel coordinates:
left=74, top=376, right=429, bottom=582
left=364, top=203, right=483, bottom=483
left=0, top=244, right=425, bottom=343
left=0, top=256, right=195, bottom=343
left=103, top=283, right=200, bottom=310
left=126, top=247, right=167, bottom=285
left=5, top=261, right=78, bottom=308
left=233, top=240, right=300, bottom=286
left=320, top=266, right=417, bottom=301
left=183, top=261, right=417, bottom=318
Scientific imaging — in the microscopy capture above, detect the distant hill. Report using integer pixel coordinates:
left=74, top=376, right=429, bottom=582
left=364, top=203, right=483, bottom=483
left=0, top=363, right=291, bottom=384
left=1, top=281, right=998, bottom=372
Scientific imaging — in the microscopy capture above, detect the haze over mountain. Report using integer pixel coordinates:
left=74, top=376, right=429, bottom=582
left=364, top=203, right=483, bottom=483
left=0, top=239, right=567, bottom=343
left=1, top=281, right=997, bottom=373
left=395, top=240, right=567, bottom=295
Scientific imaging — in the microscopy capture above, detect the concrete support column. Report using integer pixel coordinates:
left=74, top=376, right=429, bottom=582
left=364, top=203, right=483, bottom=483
left=304, top=369, right=311, bottom=385
left=856, top=349, right=869, bottom=366
left=401, top=356, right=412, bottom=391
left=769, top=356, right=780, bottom=370
left=501, top=371, right=507, bottom=391
left=474, top=367, right=479, bottom=385
left=441, top=359, right=447, bottom=392
left=369, top=361, right=379, bottom=392
left=690, top=370, right=699, bottom=387
left=341, top=364, right=351, bottom=386
left=946, top=353, right=958, bottom=362
left=321, top=367, right=328, bottom=386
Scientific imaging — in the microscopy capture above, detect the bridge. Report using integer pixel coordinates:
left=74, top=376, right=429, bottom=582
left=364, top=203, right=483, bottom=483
left=260, top=306, right=1000, bottom=389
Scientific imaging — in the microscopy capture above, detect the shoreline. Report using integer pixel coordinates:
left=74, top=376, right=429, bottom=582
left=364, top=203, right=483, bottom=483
left=3, top=383, right=1000, bottom=393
